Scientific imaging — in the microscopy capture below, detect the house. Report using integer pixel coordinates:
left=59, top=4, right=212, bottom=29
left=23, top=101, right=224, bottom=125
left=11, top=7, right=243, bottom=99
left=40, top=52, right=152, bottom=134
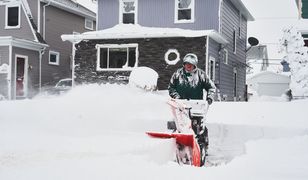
left=62, top=0, right=254, bottom=101
left=247, top=71, right=290, bottom=97
left=0, top=0, right=96, bottom=100
left=296, top=0, right=308, bottom=19
left=295, top=0, right=308, bottom=47
left=246, top=45, right=269, bottom=75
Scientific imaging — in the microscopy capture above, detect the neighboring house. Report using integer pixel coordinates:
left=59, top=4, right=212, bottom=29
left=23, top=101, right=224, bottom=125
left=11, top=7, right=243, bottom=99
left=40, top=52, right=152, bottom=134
left=296, top=0, right=308, bottom=19
left=246, top=44, right=290, bottom=97
left=295, top=0, right=308, bottom=47
left=0, top=0, right=96, bottom=100
left=247, top=71, right=290, bottom=97
left=62, top=0, right=254, bottom=101
left=246, top=45, right=269, bottom=74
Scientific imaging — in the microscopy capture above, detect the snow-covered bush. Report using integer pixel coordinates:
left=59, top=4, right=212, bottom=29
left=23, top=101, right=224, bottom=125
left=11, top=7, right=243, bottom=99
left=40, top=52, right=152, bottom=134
left=129, top=67, right=159, bottom=91
left=279, top=26, right=308, bottom=96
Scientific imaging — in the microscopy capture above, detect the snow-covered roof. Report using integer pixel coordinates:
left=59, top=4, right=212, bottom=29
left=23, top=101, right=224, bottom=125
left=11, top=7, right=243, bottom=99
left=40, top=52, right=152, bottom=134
left=61, top=24, right=228, bottom=44
left=41, top=0, right=96, bottom=20
left=247, top=70, right=290, bottom=82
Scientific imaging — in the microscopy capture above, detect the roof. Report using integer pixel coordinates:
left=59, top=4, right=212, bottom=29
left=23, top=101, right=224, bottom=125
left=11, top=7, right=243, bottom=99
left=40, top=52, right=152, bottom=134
left=41, top=0, right=96, bottom=20
left=230, top=0, right=254, bottom=21
left=0, top=36, right=49, bottom=51
left=247, top=71, right=290, bottom=83
left=61, top=24, right=229, bottom=44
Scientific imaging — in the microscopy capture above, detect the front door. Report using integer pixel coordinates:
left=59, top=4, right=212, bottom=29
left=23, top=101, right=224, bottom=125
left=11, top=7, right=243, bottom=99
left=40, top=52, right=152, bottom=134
left=16, top=56, right=27, bottom=98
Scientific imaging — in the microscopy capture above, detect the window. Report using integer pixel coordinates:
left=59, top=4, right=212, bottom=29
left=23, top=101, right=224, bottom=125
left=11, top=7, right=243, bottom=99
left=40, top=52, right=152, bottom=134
left=209, top=56, right=215, bottom=81
left=85, top=19, right=94, bottom=30
left=233, top=28, right=237, bottom=53
left=49, top=51, right=60, bottom=65
left=175, top=0, right=195, bottom=23
left=5, top=5, right=20, bottom=29
left=222, top=48, right=228, bottom=64
left=120, top=0, right=137, bottom=24
left=165, top=49, right=180, bottom=65
left=238, top=13, right=242, bottom=38
left=96, top=44, right=138, bottom=71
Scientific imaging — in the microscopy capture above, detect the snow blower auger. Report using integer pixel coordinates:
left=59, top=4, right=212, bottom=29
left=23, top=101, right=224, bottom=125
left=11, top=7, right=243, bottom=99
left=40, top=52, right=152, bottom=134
left=146, top=99, right=209, bottom=167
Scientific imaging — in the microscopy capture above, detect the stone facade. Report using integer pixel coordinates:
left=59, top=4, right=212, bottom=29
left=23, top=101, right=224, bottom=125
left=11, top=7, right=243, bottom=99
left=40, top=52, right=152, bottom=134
left=74, top=36, right=207, bottom=89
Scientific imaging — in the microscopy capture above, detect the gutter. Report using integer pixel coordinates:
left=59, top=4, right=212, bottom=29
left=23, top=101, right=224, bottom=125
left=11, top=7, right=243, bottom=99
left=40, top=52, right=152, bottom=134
left=43, top=1, right=51, bottom=40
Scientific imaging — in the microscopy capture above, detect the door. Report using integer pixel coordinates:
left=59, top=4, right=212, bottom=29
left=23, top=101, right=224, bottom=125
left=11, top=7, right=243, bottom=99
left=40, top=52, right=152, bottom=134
left=15, top=55, right=27, bottom=98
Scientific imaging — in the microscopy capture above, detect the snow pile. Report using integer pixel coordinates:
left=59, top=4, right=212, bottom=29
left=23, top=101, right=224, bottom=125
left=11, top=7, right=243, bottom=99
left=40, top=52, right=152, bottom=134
left=1, top=84, right=308, bottom=180
left=129, top=67, right=159, bottom=91
left=279, top=26, right=308, bottom=96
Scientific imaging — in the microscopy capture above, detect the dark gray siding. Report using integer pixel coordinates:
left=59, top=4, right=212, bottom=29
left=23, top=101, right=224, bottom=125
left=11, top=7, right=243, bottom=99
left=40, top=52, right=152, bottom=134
left=218, top=0, right=247, bottom=101
left=98, top=0, right=219, bottom=31
left=74, top=36, right=207, bottom=89
left=41, top=4, right=96, bottom=86
left=0, top=46, right=9, bottom=98
left=11, top=47, right=40, bottom=99
left=0, top=4, right=36, bottom=41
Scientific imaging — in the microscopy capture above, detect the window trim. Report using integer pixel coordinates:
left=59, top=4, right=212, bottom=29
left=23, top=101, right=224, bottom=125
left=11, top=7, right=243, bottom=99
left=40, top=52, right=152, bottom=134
left=5, top=4, right=21, bottom=29
left=209, top=56, right=215, bottom=81
left=222, top=48, right=228, bottom=65
left=174, top=0, right=195, bottom=24
left=238, top=12, right=242, bottom=39
left=49, top=51, right=60, bottom=65
left=119, top=0, right=138, bottom=24
left=233, top=27, right=237, bottom=54
left=96, top=43, right=139, bottom=71
left=165, top=49, right=180, bottom=65
left=85, top=18, right=94, bottom=30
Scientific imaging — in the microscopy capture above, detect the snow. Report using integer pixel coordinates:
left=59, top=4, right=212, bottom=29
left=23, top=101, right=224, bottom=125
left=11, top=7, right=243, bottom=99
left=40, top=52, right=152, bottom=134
left=1, top=84, right=308, bottom=180
left=129, top=67, right=159, bottom=91
left=61, top=24, right=228, bottom=44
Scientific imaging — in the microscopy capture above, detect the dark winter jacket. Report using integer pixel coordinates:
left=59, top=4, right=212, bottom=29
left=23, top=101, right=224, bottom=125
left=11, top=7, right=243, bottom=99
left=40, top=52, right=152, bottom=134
left=168, top=67, right=216, bottom=100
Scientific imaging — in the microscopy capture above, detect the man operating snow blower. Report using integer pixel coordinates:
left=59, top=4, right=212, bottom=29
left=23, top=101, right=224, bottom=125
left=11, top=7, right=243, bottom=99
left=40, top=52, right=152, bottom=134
left=168, top=53, right=216, bottom=166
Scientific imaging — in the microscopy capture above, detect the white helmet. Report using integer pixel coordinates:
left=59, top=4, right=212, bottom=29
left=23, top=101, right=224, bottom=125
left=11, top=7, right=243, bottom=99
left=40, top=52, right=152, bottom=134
left=183, top=53, right=198, bottom=66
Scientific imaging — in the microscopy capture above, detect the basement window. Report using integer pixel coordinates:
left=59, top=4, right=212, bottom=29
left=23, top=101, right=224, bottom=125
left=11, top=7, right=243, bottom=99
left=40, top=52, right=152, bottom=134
left=5, top=5, right=20, bottom=29
left=96, top=44, right=138, bottom=71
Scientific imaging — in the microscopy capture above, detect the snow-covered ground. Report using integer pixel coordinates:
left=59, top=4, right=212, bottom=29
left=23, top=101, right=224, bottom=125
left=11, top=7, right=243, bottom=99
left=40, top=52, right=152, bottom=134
left=1, top=84, right=308, bottom=180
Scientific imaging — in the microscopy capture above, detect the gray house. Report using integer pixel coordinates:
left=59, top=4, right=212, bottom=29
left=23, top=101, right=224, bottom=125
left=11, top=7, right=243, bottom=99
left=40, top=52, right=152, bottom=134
left=62, top=0, right=254, bottom=101
left=0, top=0, right=96, bottom=100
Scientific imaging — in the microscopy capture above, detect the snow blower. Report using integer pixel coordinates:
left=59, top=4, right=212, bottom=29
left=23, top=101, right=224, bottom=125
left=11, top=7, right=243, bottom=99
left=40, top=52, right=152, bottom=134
left=146, top=99, right=209, bottom=167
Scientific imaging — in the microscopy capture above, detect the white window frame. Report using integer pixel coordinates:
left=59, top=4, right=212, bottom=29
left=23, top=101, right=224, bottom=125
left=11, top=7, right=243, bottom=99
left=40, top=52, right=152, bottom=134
left=96, top=43, right=139, bottom=71
left=5, top=4, right=21, bottom=29
left=85, top=18, right=94, bottom=30
left=49, top=51, right=60, bottom=65
left=119, top=0, right=138, bottom=24
left=209, top=56, right=215, bottom=81
left=174, top=0, right=195, bottom=23
left=165, top=49, right=180, bottom=65
left=222, top=48, right=228, bottom=64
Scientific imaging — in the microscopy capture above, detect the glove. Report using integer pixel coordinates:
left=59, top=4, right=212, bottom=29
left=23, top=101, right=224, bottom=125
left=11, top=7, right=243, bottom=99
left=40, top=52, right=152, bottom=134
left=206, top=98, right=213, bottom=105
